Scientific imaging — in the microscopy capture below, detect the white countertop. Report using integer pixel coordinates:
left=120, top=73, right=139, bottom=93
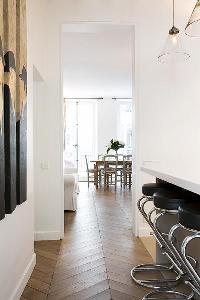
left=141, top=162, right=200, bottom=195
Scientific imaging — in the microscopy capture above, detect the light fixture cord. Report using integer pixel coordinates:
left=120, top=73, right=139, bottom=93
left=173, top=0, right=175, bottom=27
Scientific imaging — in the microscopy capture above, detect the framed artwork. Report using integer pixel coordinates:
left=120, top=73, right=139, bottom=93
left=4, top=0, right=17, bottom=214
left=16, top=0, right=27, bottom=205
left=0, top=0, right=27, bottom=219
left=0, top=1, right=5, bottom=220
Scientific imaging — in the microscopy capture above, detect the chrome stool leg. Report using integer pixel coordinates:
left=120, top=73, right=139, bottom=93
left=131, top=198, right=183, bottom=289
left=140, top=192, right=200, bottom=299
left=181, top=233, right=200, bottom=295
left=131, top=264, right=181, bottom=289
left=144, top=225, right=200, bottom=299
left=143, top=289, right=194, bottom=300
left=169, top=225, right=198, bottom=282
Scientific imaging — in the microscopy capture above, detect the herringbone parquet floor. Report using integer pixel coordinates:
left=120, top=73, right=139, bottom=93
left=21, top=183, right=153, bottom=300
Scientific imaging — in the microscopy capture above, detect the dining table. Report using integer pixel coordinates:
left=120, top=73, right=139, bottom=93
left=90, top=159, right=132, bottom=188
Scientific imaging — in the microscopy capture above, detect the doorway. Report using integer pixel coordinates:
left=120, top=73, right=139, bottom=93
left=62, top=23, right=134, bottom=190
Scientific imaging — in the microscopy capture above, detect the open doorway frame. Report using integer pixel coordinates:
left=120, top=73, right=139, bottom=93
left=60, top=21, right=140, bottom=238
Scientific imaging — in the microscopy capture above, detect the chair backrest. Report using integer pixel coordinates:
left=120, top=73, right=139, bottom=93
left=117, top=154, right=124, bottom=161
left=104, top=154, right=117, bottom=161
left=98, top=154, right=104, bottom=161
left=123, top=155, right=132, bottom=170
left=123, top=154, right=132, bottom=161
left=85, top=155, right=89, bottom=172
left=104, top=155, right=118, bottom=171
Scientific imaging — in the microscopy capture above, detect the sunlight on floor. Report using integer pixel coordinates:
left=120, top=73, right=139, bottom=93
left=140, top=236, right=156, bottom=262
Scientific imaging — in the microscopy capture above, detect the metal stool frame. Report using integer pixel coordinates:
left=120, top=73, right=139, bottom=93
left=168, top=223, right=200, bottom=297
left=143, top=215, right=200, bottom=299
left=131, top=195, right=185, bottom=289
left=143, top=290, right=194, bottom=300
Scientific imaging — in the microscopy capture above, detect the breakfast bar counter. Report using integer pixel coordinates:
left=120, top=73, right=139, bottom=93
left=141, top=162, right=200, bottom=270
left=141, top=162, right=200, bottom=195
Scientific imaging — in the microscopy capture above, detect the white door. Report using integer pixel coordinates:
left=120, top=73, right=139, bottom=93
left=64, top=100, right=97, bottom=178
left=78, top=101, right=97, bottom=179
left=64, top=101, right=78, bottom=173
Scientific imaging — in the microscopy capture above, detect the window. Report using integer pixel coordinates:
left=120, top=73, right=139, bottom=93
left=64, top=100, right=97, bottom=175
left=117, top=101, right=133, bottom=154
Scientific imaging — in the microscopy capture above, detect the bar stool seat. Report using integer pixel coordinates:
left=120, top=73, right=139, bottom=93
left=179, top=202, right=200, bottom=231
left=154, top=190, right=190, bottom=211
left=142, top=182, right=171, bottom=196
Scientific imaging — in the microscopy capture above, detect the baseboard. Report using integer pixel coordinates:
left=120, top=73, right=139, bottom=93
left=10, top=253, right=36, bottom=300
left=34, top=230, right=62, bottom=241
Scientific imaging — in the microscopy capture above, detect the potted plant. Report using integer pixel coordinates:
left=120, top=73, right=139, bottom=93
left=106, top=139, right=125, bottom=154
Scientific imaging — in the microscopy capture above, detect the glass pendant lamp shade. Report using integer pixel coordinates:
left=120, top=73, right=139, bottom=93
left=158, top=0, right=190, bottom=63
left=185, top=1, right=200, bottom=37
left=158, top=26, right=190, bottom=63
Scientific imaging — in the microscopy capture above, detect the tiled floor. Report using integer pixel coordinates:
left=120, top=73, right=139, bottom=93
left=21, top=183, right=153, bottom=300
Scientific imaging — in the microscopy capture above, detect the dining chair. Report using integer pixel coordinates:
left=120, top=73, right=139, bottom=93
left=98, top=154, right=104, bottom=160
left=117, top=154, right=124, bottom=161
left=123, top=154, right=132, bottom=188
left=103, top=155, right=118, bottom=189
left=85, top=155, right=98, bottom=188
left=117, top=154, right=124, bottom=187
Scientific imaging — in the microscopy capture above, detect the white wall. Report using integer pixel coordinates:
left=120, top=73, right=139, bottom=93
left=62, top=25, right=133, bottom=98
left=42, top=0, right=200, bottom=238
left=133, top=0, right=200, bottom=235
left=33, top=78, right=63, bottom=241
left=0, top=0, right=49, bottom=298
left=24, top=0, right=64, bottom=241
left=31, top=5, right=64, bottom=241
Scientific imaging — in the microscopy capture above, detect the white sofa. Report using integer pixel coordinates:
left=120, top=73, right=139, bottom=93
left=64, top=171, right=79, bottom=211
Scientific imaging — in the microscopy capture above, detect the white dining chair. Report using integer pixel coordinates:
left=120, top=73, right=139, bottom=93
left=85, top=155, right=103, bottom=188
left=117, top=154, right=124, bottom=186
left=85, top=155, right=96, bottom=188
left=98, top=154, right=104, bottom=160
left=103, top=155, right=118, bottom=189
left=123, top=154, right=132, bottom=188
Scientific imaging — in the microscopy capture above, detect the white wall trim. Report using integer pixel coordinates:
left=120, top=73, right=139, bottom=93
left=10, top=253, right=36, bottom=300
left=138, top=225, right=152, bottom=237
left=34, top=231, right=62, bottom=241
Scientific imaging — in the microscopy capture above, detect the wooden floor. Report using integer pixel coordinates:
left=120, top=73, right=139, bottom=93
left=21, top=183, right=153, bottom=300
left=140, top=236, right=156, bottom=261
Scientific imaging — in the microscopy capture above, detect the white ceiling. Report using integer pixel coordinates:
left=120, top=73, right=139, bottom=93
left=62, top=24, right=133, bottom=98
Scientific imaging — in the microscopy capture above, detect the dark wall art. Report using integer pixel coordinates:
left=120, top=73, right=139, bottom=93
left=16, top=0, right=27, bottom=205
left=0, top=0, right=27, bottom=219
left=0, top=1, right=5, bottom=220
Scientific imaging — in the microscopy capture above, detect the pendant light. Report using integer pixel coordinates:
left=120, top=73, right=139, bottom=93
left=158, top=0, right=190, bottom=63
left=185, top=1, right=200, bottom=37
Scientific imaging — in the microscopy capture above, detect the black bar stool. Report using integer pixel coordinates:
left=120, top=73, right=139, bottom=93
left=132, top=184, right=189, bottom=289
left=166, top=202, right=200, bottom=299
left=143, top=192, right=200, bottom=300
